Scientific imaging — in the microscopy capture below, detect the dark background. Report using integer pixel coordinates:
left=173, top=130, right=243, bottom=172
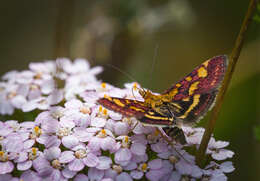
left=0, top=0, right=259, bottom=180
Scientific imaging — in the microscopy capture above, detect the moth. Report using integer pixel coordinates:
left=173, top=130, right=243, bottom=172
left=98, top=55, right=228, bottom=143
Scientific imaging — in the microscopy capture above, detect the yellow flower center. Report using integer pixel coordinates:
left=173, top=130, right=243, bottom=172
left=75, top=149, right=87, bottom=159
left=34, top=72, right=43, bottom=79
left=80, top=106, right=91, bottom=114
left=0, top=151, right=9, bottom=162
left=51, top=159, right=61, bottom=169
left=140, top=163, right=148, bottom=172
left=101, top=82, right=106, bottom=89
left=133, top=82, right=138, bottom=91
left=112, top=165, right=123, bottom=173
left=29, top=147, right=38, bottom=160
left=98, top=129, right=107, bottom=138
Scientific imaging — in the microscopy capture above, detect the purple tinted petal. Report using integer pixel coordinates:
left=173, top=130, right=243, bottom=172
left=17, top=160, right=32, bottom=171
left=15, top=152, right=28, bottom=162
left=3, top=136, right=24, bottom=152
left=96, top=156, right=112, bottom=170
left=0, top=174, right=13, bottom=181
left=49, top=169, right=61, bottom=181
left=130, top=134, right=147, bottom=145
left=212, top=149, right=234, bottom=160
left=68, top=159, right=84, bottom=172
left=44, top=147, right=61, bottom=161
left=41, top=119, right=59, bottom=133
left=0, top=161, right=14, bottom=174
left=130, top=170, right=143, bottom=179
left=87, top=137, right=101, bottom=151
left=146, top=170, right=165, bottom=181
left=91, top=117, right=106, bottom=127
left=11, top=95, right=27, bottom=109
left=59, top=151, right=75, bottom=163
left=123, top=162, right=137, bottom=171
left=33, top=156, right=52, bottom=177
left=168, top=171, right=181, bottom=181
left=151, top=142, right=168, bottom=153
left=101, top=137, right=116, bottom=151
left=73, top=129, right=94, bottom=142
left=62, top=167, right=77, bottom=178
left=23, top=139, right=35, bottom=149
left=114, top=122, right=129, bottom=135
left=82, top=153, right=99, bottom=167
left=161, top=160, right=174, bottom=174
left=88, top=167, right=104, bottom=181
left=130, top=143, right=146, bottom=156
left=191, top=165, right=203, bottom=178
left=148, top=159, right=162, bottom=170
left=62, top=135, right=79, bottom=149
left=104, top=169, right=117, bottom=179
left=175, top=159, right=193, bottom=175
left=131, top=154, right=148, bottom=163
left=47, top=89, right=63, bottom=105
left=115, top=172, right=133, bottom=181
left=45, top=136, right=61, bottom=148
left=220, top=161, right=235, bottom=173
left=74, top=174, right=89, bottom=181
left=101, top=178, right=113, bottom=181
left=115, top=148, right=132, bottom=163
left=20, top=170, right=42, bottom=181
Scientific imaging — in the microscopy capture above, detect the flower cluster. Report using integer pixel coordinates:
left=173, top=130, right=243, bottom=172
left=0, top=59, right=234, bottom=181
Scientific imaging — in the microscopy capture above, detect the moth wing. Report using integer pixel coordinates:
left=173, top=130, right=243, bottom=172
left=97, top=97, right=147, bottom=118
left=169, top=90, right=218, bottom=125
left=98, top=97, right=174, bottom=127
left=162, top=55, right=228, bottom=101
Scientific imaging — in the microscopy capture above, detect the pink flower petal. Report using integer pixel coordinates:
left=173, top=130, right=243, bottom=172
left=88, top=167, right=104, bottom=181
left=130, top=142, right=146, bottom=156
left=116, top=172, right=133, bottom=181
left=59, top=151, right=75, bottom=163
left=0, top=161, right=14, bottom=174
left=148, top=159, right=162, bottom=170
left=17, top=161, right=32, bottom=171
left=96, top=156, right=112, bottom=170
left=62, top=135, right=79, bottom=149
left=68, top=159, right=84, bottom=172
left=74, top=174, right=89, bottom=181
left=83, top=153, right=99, bottom=167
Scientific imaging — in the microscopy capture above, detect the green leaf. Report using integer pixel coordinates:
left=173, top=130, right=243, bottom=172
left=253, top=14, right=260, bottom=22
left=254, top=126, right=260, bottom=141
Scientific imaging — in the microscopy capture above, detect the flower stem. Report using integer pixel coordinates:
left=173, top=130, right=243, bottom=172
left=195, top=0, right=258, bottom=166
left=54, top=0, right=74, bottom=58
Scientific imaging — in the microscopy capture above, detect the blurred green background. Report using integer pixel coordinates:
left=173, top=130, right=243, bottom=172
left=0, top=0, right=259, bottom=180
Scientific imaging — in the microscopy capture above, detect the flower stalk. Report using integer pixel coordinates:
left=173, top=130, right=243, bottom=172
left=196, top=0, right=258, bottom=166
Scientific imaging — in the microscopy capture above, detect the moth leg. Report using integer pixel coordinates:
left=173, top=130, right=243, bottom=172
left=162, top=127, right=187, bottom=145
left=156, top=127, right=190, bottom=163
left=165, top=105, right=177, bottom=125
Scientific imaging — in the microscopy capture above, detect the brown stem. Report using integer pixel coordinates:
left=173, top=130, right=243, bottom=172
left=195, top=0, right=258, bottom=166
left=54, top=0, right=74, bottom=58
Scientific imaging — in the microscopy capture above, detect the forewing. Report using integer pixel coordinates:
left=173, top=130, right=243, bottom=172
left=98, top=97, right=174, bottom=127
left=170, top=90, right=218, bottom=124
left=139, top=110, right=174, bottom=127
left=163, top=55, right=228, bottom=101
left=98, top=97, right=148, bottom=118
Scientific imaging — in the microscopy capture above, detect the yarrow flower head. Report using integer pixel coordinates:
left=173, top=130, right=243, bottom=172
left=0, top=58, right=235, bottom=180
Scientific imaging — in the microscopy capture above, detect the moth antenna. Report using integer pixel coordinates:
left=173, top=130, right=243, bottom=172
left=131, top=86, right=137, bottom=100
left=147, top=44, right=159, bottom=87
left=105, top=64, right=138, bottom=83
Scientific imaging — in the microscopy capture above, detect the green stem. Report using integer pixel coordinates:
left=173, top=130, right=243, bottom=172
left=195, top=0, right=258, bottom=166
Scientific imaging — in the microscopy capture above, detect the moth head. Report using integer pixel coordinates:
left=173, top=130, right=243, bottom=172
left=138, top=88, right=152, bottom=99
